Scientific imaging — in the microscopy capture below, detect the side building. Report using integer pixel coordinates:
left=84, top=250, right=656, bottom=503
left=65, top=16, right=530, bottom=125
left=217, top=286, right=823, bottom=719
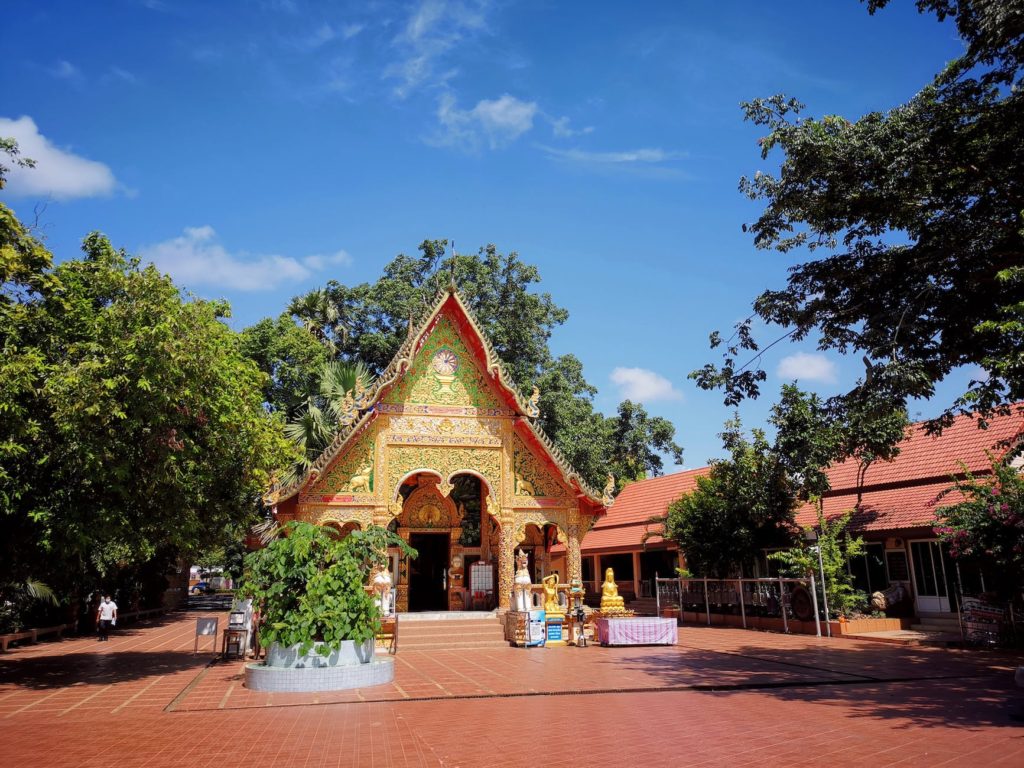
left=580, top=409, right=1023, bottom=620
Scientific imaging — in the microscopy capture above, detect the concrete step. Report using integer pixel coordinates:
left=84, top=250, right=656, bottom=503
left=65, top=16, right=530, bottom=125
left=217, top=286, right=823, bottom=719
left=912, top=621, right=960, bottom=632
left=398, top=622, right=501, bottom=634
left=399, top=630, right=504, bottom=641
left=399, top=640, right=510, bottom=650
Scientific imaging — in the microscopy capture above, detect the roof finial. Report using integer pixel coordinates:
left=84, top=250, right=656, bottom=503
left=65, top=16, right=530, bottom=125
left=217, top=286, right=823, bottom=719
left=449, top=239, right=456, bottom=291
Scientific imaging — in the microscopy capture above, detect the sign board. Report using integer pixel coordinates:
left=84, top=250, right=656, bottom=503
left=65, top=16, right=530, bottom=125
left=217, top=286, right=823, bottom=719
left=546, top=619, right=563, bottom=642
left=196, top=617, right=219, bottom=635
left=193, top=617, right=219, bottom=654
left=526, top=610, right=546, bottom=646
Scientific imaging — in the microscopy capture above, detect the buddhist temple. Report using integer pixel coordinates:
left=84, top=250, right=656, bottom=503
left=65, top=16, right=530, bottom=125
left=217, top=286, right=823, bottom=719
left=266, top=286, right=610, bottom=612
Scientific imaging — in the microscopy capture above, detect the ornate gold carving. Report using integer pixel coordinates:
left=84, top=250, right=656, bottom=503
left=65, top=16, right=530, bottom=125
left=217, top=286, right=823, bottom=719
left=387, top=445, right=501, bottom=502
left=602, top=473, right=616, bottom=506
left=512, top=432, right=566, bottom=499
left=398, top=476, right=460, bottom=530
left=526, top=385, right=540, bottom=418
left=310, top=431, right=376, bottom=497
left=383, top=316, right=503, bottom=409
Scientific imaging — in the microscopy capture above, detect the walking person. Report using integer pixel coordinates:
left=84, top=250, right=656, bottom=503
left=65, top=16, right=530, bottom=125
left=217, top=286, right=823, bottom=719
left=96, top=594, right=118, bottom=642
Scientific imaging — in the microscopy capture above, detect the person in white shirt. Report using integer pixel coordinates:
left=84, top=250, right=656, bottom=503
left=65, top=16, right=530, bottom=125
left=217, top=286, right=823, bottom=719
left=96, top=595, right=118, bottom=641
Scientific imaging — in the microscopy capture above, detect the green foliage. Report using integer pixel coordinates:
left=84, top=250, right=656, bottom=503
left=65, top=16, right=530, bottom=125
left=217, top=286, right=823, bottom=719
left=664, top=419, right=795, bottom=577
left=607, top=400, right=684, bottom=487
left=238, top=522, right=415, bottom=653
left=692, top=0, right=1024, bottom=434
left=770, top=510, right=868, bottom=618
left=0, top=137, right=35, bottom=190
left=239, top=313, right=328, bottom=416
left=0, top=215, right=289, bottom=604
left=280, top=358, right=373, bottom=486
left=770, top=384, right=909, bottom=498
left=935, top=455, right=1024, bottom=590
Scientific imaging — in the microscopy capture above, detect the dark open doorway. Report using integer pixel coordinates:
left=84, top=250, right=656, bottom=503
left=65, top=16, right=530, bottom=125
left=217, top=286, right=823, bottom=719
left=408, top=533, right=449, bottom=612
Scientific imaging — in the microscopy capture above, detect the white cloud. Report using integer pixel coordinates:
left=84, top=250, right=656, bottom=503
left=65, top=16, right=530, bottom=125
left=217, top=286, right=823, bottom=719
left=776, top=352, right=839, bottom=384
left=539, top=145, right=680, bottom=165
left=387, top=0, right=491, bottom=97
left=434, top=93, right=537, bottom=150
left=610, top=367, right=683, bottom=402
left=50, top=60, right=82, bottom=81
left=138, top=226, right=351, bottom=292
left=0, top=116, right=118, bottom=200
left=551, top=116, right=594, bottom=138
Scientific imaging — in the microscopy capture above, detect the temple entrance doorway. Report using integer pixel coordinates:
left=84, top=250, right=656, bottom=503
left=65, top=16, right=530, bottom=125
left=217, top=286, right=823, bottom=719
left=408, top=532, right=450, bottom=612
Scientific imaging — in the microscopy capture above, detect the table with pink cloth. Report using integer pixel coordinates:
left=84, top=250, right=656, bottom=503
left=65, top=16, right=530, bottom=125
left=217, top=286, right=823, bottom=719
left=593, top=617, right=678, bottom=646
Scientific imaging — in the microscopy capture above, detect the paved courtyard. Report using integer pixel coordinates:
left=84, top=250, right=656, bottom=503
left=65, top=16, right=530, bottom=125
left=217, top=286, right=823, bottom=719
left=1, top=609, right=1022, bottom=767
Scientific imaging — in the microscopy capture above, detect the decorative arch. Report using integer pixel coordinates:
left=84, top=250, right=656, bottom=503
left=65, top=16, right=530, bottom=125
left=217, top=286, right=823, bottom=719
left=390, top=468, right=443, bottom=503
left=446, top=468, right=495, bottom=500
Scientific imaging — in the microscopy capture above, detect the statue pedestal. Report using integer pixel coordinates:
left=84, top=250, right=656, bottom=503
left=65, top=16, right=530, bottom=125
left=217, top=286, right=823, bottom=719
left=545, top=614, right=567, bottom=646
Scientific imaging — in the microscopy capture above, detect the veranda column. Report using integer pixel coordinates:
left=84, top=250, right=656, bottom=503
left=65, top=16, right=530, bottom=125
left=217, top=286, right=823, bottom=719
left=632, top=550, right=641, bottom=598
left=497, top=521, right=516, bottom=610
left=567, top=524, right=582, bottom=585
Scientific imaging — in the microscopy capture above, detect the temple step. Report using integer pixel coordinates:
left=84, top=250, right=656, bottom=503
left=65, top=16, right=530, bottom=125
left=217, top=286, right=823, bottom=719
left=396, top=615, right=507, bottom=650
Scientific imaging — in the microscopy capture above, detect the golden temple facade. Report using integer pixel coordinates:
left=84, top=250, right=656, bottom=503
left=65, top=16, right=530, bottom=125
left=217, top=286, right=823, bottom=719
left=268, top=287, right=608, bottom=613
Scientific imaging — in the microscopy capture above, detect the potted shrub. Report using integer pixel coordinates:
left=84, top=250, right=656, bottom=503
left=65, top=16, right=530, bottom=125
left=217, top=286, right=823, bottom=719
left=239, top=521, right=414, bottom=667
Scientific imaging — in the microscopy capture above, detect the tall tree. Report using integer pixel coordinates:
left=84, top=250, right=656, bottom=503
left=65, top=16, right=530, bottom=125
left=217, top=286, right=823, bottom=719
left=606, top=399, right=684, bottom=487
left=240, top=313, right=329, bottom=417
left=664, top=419, right=795, bottom=577
left=0, top=221, right=288, bottom=601
left=692, top=0, right=1024, bottom=434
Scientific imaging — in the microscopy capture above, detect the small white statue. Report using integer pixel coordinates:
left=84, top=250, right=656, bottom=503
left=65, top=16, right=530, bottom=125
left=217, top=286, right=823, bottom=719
left=513, top=548, right=532, bottom=612
left=371, top=563, right=393, bottom=616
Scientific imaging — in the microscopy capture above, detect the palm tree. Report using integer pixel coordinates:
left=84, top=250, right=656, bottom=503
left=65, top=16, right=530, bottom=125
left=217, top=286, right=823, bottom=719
left=280, top=359, right=373, bottom=487
left=288, top=288, right=346, bottom=353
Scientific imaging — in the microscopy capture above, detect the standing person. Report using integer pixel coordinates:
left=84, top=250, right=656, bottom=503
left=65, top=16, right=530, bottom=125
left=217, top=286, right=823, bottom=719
left=96, top=594, right=118, bottom=642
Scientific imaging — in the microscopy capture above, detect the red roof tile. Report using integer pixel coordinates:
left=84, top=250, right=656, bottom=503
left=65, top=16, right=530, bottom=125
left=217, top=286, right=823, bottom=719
left=794, top=480, right=970, bottom=532
left=578, top=468, right=709, bottom=553
left=825, top=409, right=1023, bottom=492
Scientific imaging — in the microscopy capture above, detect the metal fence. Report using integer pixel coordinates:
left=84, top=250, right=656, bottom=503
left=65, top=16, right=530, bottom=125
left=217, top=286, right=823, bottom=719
left=655, top=575, right=824, bottom=637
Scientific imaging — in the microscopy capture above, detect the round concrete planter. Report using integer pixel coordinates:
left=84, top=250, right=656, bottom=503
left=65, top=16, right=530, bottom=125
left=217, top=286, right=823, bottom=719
left=244, top=639, right=394, bottom=692
left=266, top=639, right=374, bottom=668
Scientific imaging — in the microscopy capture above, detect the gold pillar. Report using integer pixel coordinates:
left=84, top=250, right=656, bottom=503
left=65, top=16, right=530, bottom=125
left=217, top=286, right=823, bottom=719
left=498, top=520, right=515, bottom=610
left=567, top=523, right=582, bottom=585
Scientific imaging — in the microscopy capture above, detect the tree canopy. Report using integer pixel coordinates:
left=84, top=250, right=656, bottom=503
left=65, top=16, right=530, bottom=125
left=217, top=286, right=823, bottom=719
left=692, top=0, right=1024, bottom=434
left=0, top=213, right=288, bottom=605
left=664, top=419, right=794, bottom=577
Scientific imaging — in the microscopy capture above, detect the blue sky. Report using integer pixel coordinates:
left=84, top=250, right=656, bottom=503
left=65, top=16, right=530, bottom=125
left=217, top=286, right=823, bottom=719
left=1, top=0, right=971, bottom=469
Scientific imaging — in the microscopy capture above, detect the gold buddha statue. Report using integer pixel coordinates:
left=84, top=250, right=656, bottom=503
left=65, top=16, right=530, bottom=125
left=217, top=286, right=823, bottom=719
left=600, top=567, right=626, bottom=613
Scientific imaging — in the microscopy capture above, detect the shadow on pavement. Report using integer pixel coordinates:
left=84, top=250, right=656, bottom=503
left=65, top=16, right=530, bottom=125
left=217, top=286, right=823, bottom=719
left=0, top=649, right=216, bottom=690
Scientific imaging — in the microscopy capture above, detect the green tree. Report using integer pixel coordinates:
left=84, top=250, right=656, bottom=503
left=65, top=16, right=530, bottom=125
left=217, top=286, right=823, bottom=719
left=0, top=223, right=289, bottom=605
left=239, top=522, right=414, bottom=652
left=606, top=399, right=684, bottom=487
left=240, top=313, right=329, bottom=416
left=935, top=455, right=1024, bottom=594
left=770, top=510, right=868, bottom=618
left=692, top=0, right=1024, bottom=435
left=664, top=419, right=794, bottom=577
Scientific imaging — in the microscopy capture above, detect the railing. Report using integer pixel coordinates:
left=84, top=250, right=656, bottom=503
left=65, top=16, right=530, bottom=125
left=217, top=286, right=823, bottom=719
left=655, top=575, right=823, bottom=637
left=0, top=606, right=169, bottom=652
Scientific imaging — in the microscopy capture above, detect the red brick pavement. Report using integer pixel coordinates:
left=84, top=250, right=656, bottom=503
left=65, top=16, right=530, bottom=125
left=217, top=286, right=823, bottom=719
left=2, top=612, right=1023, bottom=767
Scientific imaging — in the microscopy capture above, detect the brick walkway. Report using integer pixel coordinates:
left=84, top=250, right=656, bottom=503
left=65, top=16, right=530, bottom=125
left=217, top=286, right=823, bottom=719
left=2, top=612, right=1022, bottom=766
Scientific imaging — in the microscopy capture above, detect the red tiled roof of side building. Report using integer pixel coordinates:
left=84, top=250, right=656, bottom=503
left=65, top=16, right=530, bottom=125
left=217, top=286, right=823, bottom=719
left=794, top=479, right=970, bottom=532
left=824, top=407, right=1024, bottom=492
left=575, top=468, right=710, bottom=553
